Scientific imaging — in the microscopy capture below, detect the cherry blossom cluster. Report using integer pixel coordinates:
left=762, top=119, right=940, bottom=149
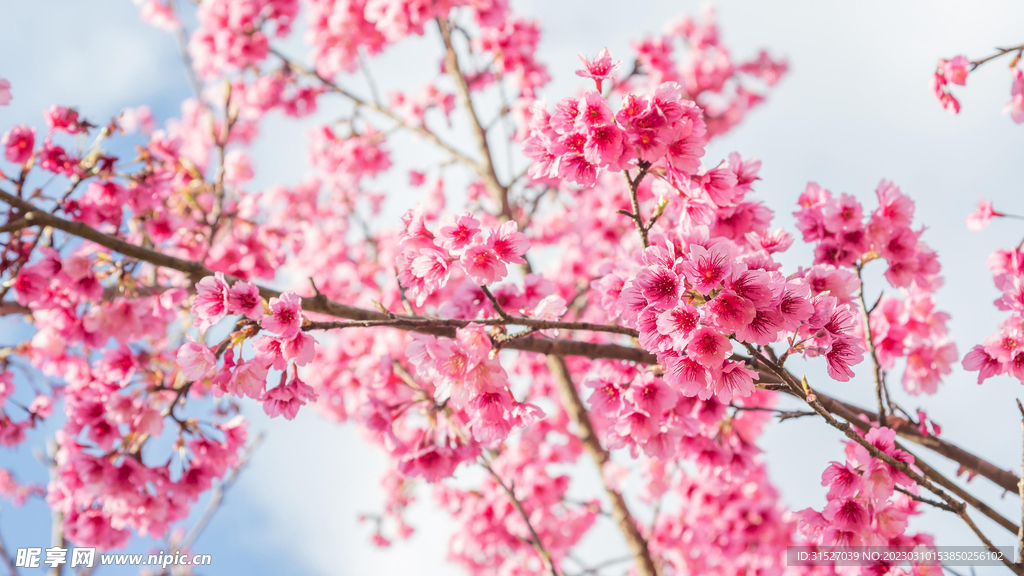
left=961, top=245, right=1024, bottom=383
left=626, top=7, right=788, bottom=137
left=524, top=72, right=708, bottom=187
left=397, top=210, right=531, bottom=304
left=932, top=56, right=969, bottom=114
left=798, top=427, right=937, bottom=574
left=931, top=50, right=1024, bottom=123
left=2, top=1, right=1000, bottom=573
left=182, top=273, right=318, bottom=419
left=794, top=180, right=956, bottom=394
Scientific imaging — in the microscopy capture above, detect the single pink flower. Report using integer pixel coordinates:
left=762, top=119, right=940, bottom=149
left=488, top=221, right=530, bottom=264
left=686, top=327, right=731, bottom=368
left=2, top=125, right=34, bottom=164
left=223, top=149, right=254, bottom=186
left=176, top=339, right=217, bottom=381
left=263, top=292, right=304, bottom=338
left=262, top=377, right=317, bottom=420
left=576, top=48, right=621, bottom=92
left=459, top=244, right=507, bottom=285
left=965, top=195, right=1000, bottom=232
left=227, top=281, right=265, bottom=320
left=191, top=273, right=230, bottom=331
left=435, top=212, right=481, bottom=253
left=0, top=79, right=11, bottom=106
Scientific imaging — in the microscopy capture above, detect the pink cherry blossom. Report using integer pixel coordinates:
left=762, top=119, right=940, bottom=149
left=575, top=48, right=621, bottom=92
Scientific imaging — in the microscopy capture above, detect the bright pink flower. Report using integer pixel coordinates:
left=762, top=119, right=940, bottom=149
left=686, top=327, right=731, bottom=368
left=435, top=213, right=481, bottom=253
left=822, top=498, right=868, bottom=532
left=44, top=105, right=84, bottom=134
left=962, top=344, right=1005, bottom=384
left=263, top=292, right=304, bottom=338
left=682, top=243, right=732, bottom=294
left=939, top=55, right=970, bottom=86
left=577, top=90, right=614, bottom=127
left=262, top=377, right=317, bottom=420
left=575, top=48, right=621, bottom=92
left=191, top=273, right=230, bottom=331
left=2, top=125, right=34, bottom=164
left=488, top=221, right=530, bottom=264
left=711, top=361, right=756, bottom=402
left=626, top=372, right=678, bottom=417
left=821, top=461, right=860, bottom=499
left=176, top=339, right=217, bottom=381
left=227, top=281, right=264, bottom=320
left=460, top=244, right=507, bottom=285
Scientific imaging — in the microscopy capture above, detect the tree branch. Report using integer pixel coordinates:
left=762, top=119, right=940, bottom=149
left=436, top=16, right=513, bottom=222
left=481, top=460, right=559, bottom=576
left=856, top=263, right=889, bottom=427
left=546, top=355, right=659, bottom=576
left=0, top=188, right=653, bottom=364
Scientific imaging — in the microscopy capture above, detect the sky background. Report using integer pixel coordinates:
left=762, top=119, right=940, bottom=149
left=2, top=1, right=1024, bottom=574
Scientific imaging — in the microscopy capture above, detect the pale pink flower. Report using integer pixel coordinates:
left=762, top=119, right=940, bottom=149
left=1007, top=67, right=1024, bottom=123
left=576, top=48, right=621, bottom=92
left=119, top=105, right=155, bottom=135
left=282, top=332, right=316, bottom=366
left=176, top=339, right=217, bottom=381
left=460, top=244, right=507, bottom=285
left=223, top=149, right=254, bottom=185
left=227, top=360, right=268, bottom=399
left=532, top=294, right=567, bottom=320
left=0, top=79, right=10, bottom=106
left=410, top=249, right=452, bottom=296
left=965, top=196, right=999, bottom=232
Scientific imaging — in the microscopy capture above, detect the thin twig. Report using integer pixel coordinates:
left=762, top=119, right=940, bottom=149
left=481, top=460, right=559, bottom=576
left=436, top=17, right=512, bottom=221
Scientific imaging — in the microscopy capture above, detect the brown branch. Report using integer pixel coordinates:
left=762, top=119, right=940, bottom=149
left=856, top=264, right=888, bottom=427
left=970, top=43, right=1024, bottom=70
left=481, top=461, right=559, bottom=576
left=0, top=189, right=653, bottom=364
left=304, top=316, right=639, bottom=337
left=436, top=17, right=512, bottom=222
left=0, top=217, right=30, bottom=234
left=7, top=186, right=1020, bottom=540
left=546, top=355, right=659, bottom=576
left=749, top=347, right=1021, bottom=573
left=0, top=300, right=29, bottom=317
left=269, top=48, right=480, bottom=170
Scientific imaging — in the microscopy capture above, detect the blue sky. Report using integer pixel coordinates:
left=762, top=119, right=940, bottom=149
left=2, top=1, right=1024, bottom=574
